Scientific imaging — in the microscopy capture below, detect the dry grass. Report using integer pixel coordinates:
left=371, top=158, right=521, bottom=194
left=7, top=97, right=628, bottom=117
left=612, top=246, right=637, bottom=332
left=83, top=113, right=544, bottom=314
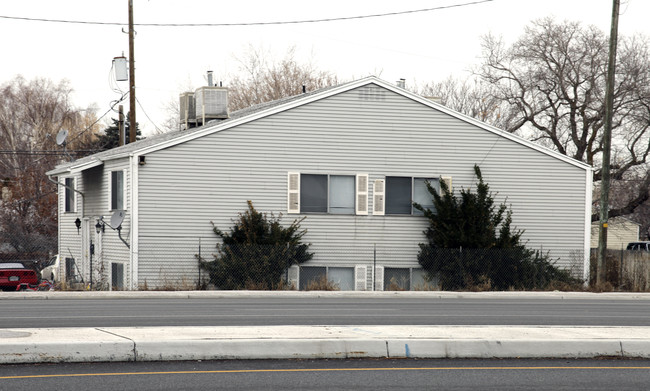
left=303, top=275, right=339, bottom=291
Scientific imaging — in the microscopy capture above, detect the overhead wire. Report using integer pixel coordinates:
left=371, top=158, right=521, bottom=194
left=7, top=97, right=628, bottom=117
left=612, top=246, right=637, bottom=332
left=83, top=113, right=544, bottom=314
left=1, top=1, right=494, bottom=137
left=0, top=1, right=493, bottom=27
left=135, top=97, right=163, bottom=135
left=67, top=91, right=128, bottom=145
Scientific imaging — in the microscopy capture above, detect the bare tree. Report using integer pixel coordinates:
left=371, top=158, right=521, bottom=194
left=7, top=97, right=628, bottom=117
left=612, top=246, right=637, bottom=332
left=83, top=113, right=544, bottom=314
left=476, top=17, right=650, bottom=221
left=418, top=76, right=514, bottom=130
left=228, top=46, right=339, bottom=111
left=0, top=75, right=100, bottom=255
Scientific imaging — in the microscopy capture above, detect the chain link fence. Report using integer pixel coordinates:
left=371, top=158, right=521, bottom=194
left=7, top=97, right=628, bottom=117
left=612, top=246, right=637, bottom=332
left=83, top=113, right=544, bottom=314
left=11, top=230, right=650, bottom=292
left=0, top=230, right=56, bottom=274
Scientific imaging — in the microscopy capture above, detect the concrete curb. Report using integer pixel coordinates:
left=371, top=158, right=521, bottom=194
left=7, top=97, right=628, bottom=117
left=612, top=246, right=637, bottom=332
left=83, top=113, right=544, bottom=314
left=2, top=326, right=650, bottom=364
left=3, top=290, right=650, bottom=300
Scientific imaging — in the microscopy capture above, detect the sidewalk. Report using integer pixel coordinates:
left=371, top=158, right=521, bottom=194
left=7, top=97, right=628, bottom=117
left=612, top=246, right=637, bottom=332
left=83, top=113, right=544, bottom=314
left=2, top=325, right=650, bottom=364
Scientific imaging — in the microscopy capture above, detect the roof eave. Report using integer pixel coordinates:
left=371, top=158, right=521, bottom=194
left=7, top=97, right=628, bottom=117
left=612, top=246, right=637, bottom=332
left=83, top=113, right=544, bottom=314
left=46, top=158, right=104, bottom=176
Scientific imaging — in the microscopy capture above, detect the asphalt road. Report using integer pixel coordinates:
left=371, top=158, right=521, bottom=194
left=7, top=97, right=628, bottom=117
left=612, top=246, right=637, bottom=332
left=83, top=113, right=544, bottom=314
left=2, top=296, right=650, bottom=327
left=2, top=358, right=650, bottom=391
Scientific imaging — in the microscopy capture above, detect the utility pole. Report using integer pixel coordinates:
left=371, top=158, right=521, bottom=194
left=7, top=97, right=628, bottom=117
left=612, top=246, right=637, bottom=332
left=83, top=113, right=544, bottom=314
left=118, top=105, right=125, bottom=146
left=597, top=0, right=620, bottom=285
left=128, top=0, right=136, bottom=144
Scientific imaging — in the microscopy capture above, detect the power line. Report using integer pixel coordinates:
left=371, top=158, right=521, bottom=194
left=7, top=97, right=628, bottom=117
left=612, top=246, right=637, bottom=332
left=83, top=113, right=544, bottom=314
left=0, top=1, right=493, bottom=27
left=0, top=150, right=98, bottom=156
left=67, top=91, right=128, bottom=144
left=135, top=96, right=163, bottom=134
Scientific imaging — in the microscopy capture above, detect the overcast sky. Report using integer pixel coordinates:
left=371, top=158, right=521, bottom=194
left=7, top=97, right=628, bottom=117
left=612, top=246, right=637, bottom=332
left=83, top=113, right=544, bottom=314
left=2, top=0, right=648, bottom=135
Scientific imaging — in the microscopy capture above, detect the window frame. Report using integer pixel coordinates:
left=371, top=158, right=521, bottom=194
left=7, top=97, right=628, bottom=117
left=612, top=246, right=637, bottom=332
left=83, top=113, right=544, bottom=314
left=64, top=177, right=75, bottom=213
left=384, top=176, right=439, bottom=216
left=298, top=173, right=357, bottom=215
left=108, top=169, right=126, bottom=211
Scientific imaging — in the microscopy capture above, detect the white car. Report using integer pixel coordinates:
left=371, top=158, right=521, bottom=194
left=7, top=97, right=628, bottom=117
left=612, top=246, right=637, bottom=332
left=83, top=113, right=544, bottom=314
left=40, top=255, right=60, bottom=283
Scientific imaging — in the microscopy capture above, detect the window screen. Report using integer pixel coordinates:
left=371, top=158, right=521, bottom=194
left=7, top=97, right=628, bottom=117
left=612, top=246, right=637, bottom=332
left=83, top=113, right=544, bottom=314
left=329, top=175, right=355, bottom=214
left=413, top=178, right=438, bottom=215
left=112, top=263, right=124, bottom=290
left=64, top=178, right=74, bottom=212
left=300, top=174, right=328, bottom=213
left=384, top=267, right=411, bottom=291
left=385, top=176, right=412, bottom=214
left=111, top=171, right=124, bottom=210
left=299, top=266, right=327, bottom=290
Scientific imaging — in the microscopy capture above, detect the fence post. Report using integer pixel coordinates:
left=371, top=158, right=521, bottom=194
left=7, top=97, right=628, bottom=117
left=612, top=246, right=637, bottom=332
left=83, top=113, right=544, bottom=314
left=197, top=237, right=201, bottom=290
left=619, top=247, right=624, bottom=289
left=373, top=243, right=376, bottom=291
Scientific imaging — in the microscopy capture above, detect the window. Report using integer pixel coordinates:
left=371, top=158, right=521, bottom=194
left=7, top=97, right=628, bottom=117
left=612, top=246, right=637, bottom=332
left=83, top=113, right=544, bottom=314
left=412, top=178, right=437, bottom=216
left=384, top=176, right=439, bottom=215
left=329, top=176, right=355, bottom=214
left=385, top=177, right=411, bottom=214
left=294, top=173, right=359, bottom=214
left=111, top=262, right=124, bottom=290
left=299, top=266, right=354, bottom=290
left=64, top=178, right=75, bottom=212
left=300, top=174, right=328, bottom=213
left=110, top=171, right=124, bottom=210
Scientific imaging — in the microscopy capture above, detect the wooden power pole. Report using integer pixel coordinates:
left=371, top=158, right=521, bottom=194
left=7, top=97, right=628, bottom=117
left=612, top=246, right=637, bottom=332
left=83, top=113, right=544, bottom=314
left=597, top=0, right=620, bottom=285
left=118, top=105, right=125, bottom=146
left=128, top=0, right=136, bottom=144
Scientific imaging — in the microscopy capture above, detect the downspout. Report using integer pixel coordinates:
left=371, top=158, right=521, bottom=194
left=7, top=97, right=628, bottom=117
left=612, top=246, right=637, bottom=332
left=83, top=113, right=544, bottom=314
left=583, top=167, right=594, bottom=286
left=47, top=174, right=85, bottom=225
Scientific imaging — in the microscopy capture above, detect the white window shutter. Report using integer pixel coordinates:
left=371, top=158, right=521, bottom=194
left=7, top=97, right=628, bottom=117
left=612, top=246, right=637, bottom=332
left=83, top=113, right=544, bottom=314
left=373, top=179, right=385, bottom=216
left=355, top=174, right=369, bottom=215
left=287, top=172, right=300, bottom=214
left=374, top=265, right=384, bottom=291
left=355, top=265, right=367, bottom=291
left=287, top=265, right=300, bottom=290
left=441, top=176, right=452, bottom=195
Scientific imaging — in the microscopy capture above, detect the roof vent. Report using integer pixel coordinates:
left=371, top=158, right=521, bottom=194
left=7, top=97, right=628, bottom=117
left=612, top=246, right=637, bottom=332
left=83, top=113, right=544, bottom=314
left=396, top=79, right=406, bottom=89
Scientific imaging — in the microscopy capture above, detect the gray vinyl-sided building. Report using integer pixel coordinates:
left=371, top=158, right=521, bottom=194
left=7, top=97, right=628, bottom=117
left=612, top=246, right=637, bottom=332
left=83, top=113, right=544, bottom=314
left=46, top=76, right=593, bottom=290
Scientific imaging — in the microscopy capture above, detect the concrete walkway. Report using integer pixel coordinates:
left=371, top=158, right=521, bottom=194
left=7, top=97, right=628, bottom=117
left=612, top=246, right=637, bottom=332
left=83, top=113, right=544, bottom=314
left=2, top=325, right=650, bottom=364
left=2, top=291, right=650, bottom=364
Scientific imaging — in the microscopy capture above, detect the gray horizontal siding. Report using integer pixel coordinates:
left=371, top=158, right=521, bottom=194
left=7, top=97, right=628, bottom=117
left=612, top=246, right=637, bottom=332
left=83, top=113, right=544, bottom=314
left=136, top=84, right=588, bottom=285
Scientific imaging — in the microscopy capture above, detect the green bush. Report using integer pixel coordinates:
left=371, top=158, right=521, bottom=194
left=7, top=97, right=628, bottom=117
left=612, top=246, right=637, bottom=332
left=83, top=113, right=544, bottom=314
left=414, top=165, right=578, bottom=290
left=201, top=201, right=312, bottom=290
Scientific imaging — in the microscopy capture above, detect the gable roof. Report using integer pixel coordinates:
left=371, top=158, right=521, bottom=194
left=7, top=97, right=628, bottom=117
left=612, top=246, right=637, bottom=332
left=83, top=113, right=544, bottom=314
left=47, top=76, right=591, bottom=176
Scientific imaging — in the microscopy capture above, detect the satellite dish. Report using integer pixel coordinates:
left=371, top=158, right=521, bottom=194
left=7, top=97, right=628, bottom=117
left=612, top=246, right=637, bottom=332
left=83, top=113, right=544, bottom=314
left=110, top=210, right=125, bottom=229
left=55, top=129, right=69, bottom=146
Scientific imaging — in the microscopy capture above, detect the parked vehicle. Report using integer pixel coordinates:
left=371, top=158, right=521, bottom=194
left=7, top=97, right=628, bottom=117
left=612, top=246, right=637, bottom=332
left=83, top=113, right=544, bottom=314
left=0, top=263, right=39, bottom=291
left=626, top=242, right=650, bottom=251
left=39, top=254, right=60, bottom=283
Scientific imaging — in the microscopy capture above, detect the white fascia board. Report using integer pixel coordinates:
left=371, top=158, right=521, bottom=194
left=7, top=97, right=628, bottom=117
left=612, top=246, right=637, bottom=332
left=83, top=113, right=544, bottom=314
left=69, top=159, right=104, bottom=174
left=102, top=76, right=592, bottom=172
left=375, top=79, right=592, bottom=172
left=46, top=158, right=104, bottom=176
left=130, top=78, right=384, bottom=157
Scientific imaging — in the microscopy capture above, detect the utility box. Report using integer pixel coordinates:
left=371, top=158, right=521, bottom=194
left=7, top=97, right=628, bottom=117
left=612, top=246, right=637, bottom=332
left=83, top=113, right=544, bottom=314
left=113, top=57, right=128, bottom=81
